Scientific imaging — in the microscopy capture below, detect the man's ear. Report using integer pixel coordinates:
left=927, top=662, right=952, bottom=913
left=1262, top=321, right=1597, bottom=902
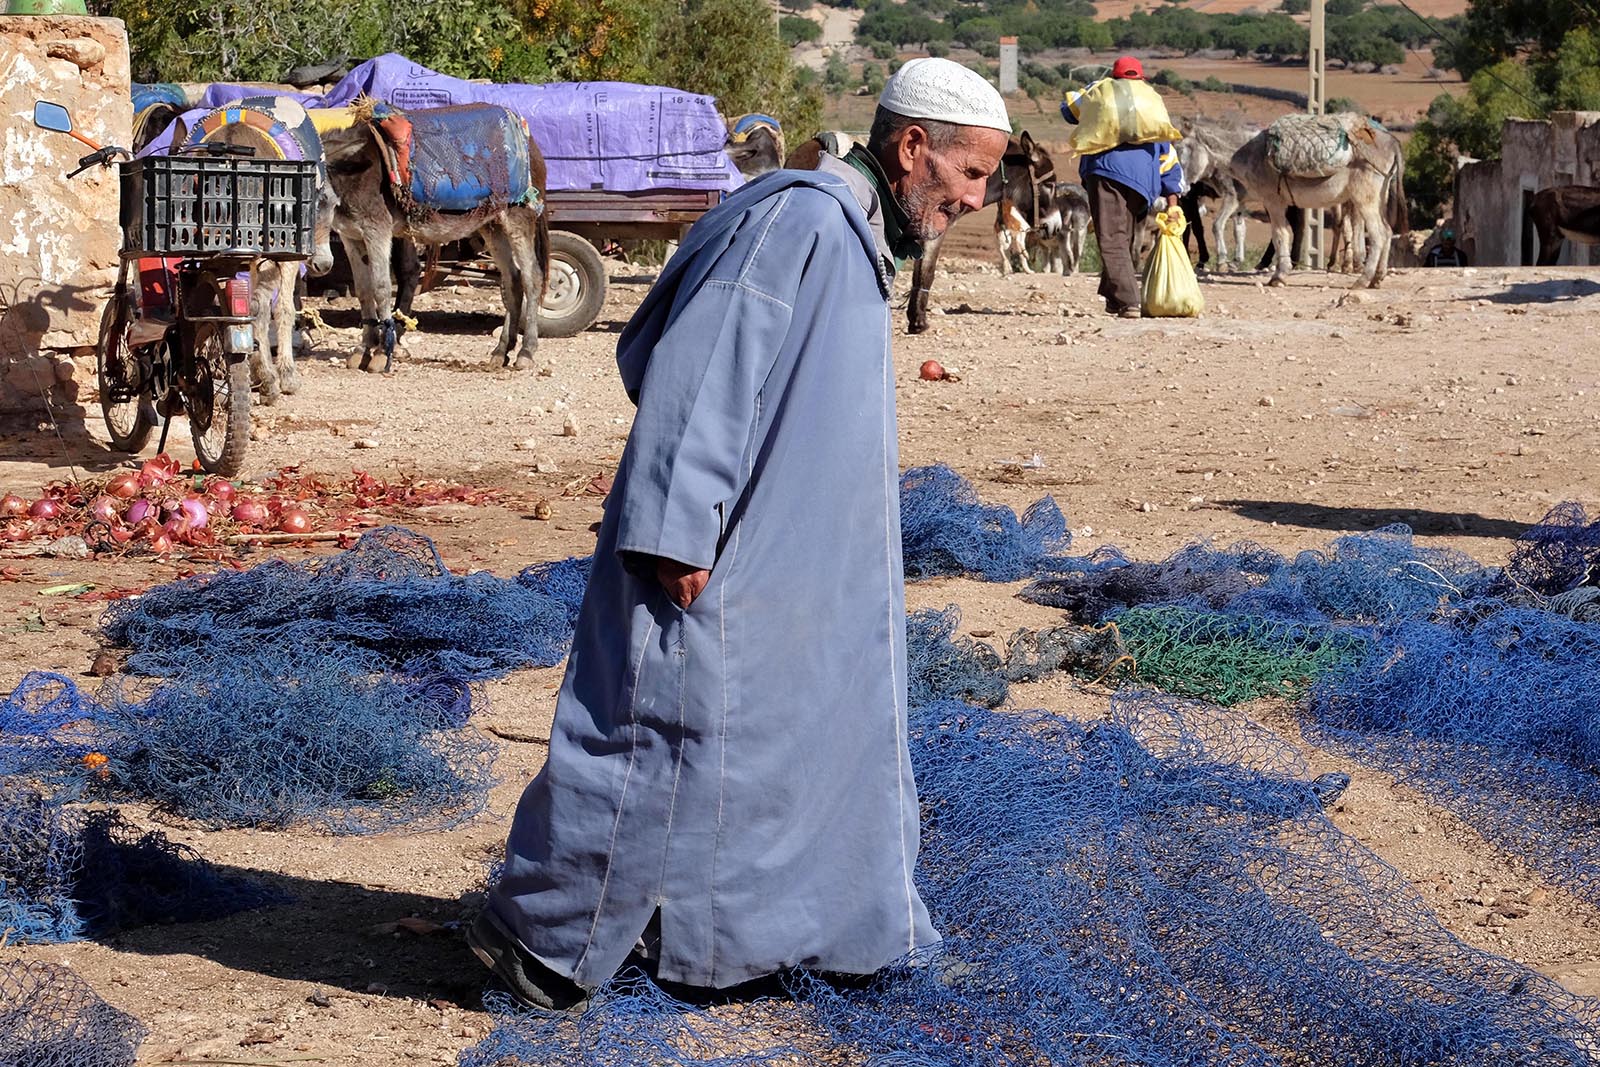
left=897, top=124, right=927, bottom=173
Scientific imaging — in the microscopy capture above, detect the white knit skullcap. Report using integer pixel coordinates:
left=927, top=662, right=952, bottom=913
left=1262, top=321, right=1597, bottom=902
left=878, top=57, right=1011, bottom=134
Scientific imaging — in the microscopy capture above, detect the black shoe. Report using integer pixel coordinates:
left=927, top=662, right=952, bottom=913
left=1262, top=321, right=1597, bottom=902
left=466, top=908, right=590, bottom=1012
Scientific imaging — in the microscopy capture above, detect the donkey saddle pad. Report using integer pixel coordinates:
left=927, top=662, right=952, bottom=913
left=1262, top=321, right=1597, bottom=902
left=1267, top=114, right=1353, bottom=179
left=383, top=104, right=534, bottom=213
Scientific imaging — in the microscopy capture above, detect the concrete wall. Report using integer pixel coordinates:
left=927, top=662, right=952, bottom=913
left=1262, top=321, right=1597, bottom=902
left=1453, top=111, right=1600, bottom=267
left=0, top=15, right=130, bottom=417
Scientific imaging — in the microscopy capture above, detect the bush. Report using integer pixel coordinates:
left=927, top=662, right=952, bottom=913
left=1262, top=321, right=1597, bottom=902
left=1198, top=75, right=1232, bottom=93
left=870, top=38, right=895, bottom=59
left=652, top=0, right=824, bottom=137
left=1149, top=67, right=1196, bottom=94
left=1326, top=96, right=1363, bottom=113
left=927, top=41, right=950, bottom=57
left=780, top=14, right=822, bottom=45
left=823, top=49, right=852, bottom=91
left=863, top=61, right=887, bottom=94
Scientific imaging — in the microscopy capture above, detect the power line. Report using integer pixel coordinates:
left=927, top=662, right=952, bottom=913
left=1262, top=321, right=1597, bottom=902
left=1386, top=0, right=1545, bottom=111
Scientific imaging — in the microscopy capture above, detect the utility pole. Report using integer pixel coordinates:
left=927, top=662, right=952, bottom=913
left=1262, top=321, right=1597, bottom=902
left=1307, top=0, right=1326, bottom=268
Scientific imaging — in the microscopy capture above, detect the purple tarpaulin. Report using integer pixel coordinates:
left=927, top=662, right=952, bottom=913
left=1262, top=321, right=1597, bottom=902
left=196, top=83, right=324, bottom=110
left=319, top=55, right=743, bottom=193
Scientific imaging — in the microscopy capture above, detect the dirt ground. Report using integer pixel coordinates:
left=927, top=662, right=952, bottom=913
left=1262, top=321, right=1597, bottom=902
left=4, top=251, right=1600, bottom=1065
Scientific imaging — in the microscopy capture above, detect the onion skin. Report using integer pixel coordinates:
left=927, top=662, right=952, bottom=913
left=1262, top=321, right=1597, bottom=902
left=149, top=531, right=173, bottom=554
left=107, top=472, right=140, bottom=499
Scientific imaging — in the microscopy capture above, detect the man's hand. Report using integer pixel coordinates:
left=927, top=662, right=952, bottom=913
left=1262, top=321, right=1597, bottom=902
left=656, top=557, right=710, bottom=609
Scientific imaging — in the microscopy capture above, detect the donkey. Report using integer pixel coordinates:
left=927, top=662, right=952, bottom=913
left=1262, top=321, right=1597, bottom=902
left=909, top=132, right=1055, bottom=333
left=1029, top=180, right=1090, bottom=276
left=1530, top=185, right=1600, bottom=265
left=1176, top=119, right=1257, bottom=270
left=725, top=114, right=785, bottom=179
left=1231, top=114, right=1405, bottom=289
left=321, top=103, right=550, bottom=372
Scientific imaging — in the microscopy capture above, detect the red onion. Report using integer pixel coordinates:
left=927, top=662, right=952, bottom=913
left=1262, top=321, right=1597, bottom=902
left=278, top=508, right=312, bottom=534
left=206, top=479, right=237, bottom=502
left=231, top=499, right=269, bottom=526
left=109, top=525, right=133, bottom=544
left=179, top=496, right=209, bottom=528
left=0, top=493, right=25, bottom=517
left=919, top=360, right=947, bottom=382
left=88, top=495, right=119, bottom=523
left=126, top=499, right=152, bottom=524
left=29, top=498, right=60, bottom=520
left=106, top=472, right=140, bottom=498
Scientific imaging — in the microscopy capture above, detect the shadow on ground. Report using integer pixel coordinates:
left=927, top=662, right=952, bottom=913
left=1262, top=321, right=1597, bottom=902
left=105, top=863, right=489, bottom=1007
left=1218, top=499, right=1531, bottom=540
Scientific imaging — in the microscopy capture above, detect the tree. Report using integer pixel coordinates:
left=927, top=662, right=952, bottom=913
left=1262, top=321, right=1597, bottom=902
left=781, top=14, right=824, bottom=45
left=654, top=0, right=824, bottom=135
left=823, top=50, right=852, bottom=92
left=862, top=61, right=886, bottom=94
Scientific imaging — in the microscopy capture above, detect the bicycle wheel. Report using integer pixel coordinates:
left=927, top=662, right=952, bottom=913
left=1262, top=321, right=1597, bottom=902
left=186, top=326, right=251, bottom=476
left=96, top=289, right=155, bottom=453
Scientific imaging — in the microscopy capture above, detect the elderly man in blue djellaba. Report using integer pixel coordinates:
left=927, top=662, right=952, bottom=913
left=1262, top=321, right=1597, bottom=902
left=467, top=58, right=1012, bottom=1010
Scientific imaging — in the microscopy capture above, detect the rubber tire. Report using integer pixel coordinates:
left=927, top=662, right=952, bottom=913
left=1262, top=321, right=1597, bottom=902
left=189, top=331, right=252, bottom=477
left=537, top=231, right=607, bottom=339
left=96, top=291, right=156, bottom=453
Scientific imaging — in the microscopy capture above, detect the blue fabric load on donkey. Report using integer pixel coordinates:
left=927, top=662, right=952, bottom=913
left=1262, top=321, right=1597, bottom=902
left=401, top=104, right=534, bottom=213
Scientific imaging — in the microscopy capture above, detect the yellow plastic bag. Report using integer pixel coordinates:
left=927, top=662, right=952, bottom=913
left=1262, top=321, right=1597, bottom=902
left=1066, top=78, right=1183, bottom=157
left=1141, top=210, right=1204, bottom=318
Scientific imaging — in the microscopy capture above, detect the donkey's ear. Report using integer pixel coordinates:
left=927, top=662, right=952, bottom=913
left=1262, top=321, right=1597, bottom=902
left=1020, top=130, right=1035, bottom=155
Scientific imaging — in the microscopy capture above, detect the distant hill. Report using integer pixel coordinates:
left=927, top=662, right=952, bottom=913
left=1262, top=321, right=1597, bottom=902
left=1089, top=0, right=1468, bottom=18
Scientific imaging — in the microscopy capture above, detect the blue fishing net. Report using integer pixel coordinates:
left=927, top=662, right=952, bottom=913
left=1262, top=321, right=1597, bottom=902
left=104, top=526, right=579, bottom=681
left=1307, top=601, right=1600, bottom=905
left=0, top=783, right=281, bottom=945
left=0, top=671, right=98, bottom=783
left=1022, top=525, right=1494, bottom=626
left=899, top=465, right=1070, bottom=581
left=0, top=960, right=145, bottom=1067
left=463, top=606, right=1600, bottom=1065
left=1503, top=501, right=1600, bottom=597
left=91, top=652, right=495, bottom=833
left=77, top=527, right=593, bottom=832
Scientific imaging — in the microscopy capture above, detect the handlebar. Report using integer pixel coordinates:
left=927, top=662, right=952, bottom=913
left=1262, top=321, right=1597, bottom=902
left=68, top=145, right=129, bottom=178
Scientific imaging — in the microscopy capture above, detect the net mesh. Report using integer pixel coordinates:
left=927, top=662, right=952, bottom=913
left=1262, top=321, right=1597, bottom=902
left=899, top=465, right=1071, bottom=581
left=0, top=960, right=146, bottom=1067
left=464, top=592, right=1600, bottom=1065
left=1307, top=601, right=1600, bottom=906
left=0, top=783, right=282, bottom=946
left=1021, top=525, right=1494, bottom=626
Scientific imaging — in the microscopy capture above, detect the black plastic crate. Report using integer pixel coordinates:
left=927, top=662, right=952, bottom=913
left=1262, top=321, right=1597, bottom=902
left=120, top=155, right=319, bottom=259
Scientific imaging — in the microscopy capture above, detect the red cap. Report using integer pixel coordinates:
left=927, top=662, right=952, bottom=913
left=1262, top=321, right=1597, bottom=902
left=1111, top=56, right=1144, bottom=79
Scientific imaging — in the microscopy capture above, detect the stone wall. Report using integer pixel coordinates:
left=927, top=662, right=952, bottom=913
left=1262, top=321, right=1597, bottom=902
left=1452, top=111, right=1600, bottom=268
left=0, top=15, right=130, bottom=418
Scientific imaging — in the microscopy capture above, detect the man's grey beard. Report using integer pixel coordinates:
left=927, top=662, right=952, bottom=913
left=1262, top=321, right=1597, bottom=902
left=901, top=177, right=961, bottom=243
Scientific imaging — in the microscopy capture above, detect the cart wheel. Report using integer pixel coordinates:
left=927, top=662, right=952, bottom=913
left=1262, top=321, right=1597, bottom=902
left=188, top=327, right=251, bottom=477
left=96, top=288, right=156, bottom=453
left=538, top=231, right=607, bottom=338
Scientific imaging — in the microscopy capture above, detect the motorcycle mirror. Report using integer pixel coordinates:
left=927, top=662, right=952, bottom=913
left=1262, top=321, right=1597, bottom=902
left=33, top=101, right=72, bottom=134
